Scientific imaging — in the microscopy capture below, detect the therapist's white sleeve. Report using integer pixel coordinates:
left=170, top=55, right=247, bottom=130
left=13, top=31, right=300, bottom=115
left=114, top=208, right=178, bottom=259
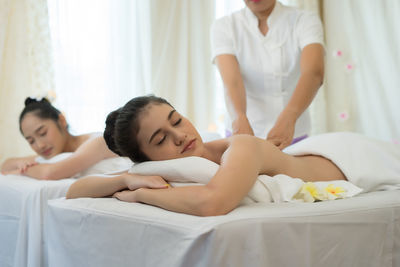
left=295, top=11, right=325, bottom=49
left=210, top=17, right=236, bottom=63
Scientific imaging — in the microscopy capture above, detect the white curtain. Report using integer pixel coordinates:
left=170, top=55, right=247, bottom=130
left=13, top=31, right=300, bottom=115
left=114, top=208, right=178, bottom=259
left=1, top=0, right=215, bottom=164
left=0, top=0, right=54, bottom=163
left=323, top=0, right=400, bottom=142
left=267, top=0, right=400, bottom=142
left=48, top=0, right=215, bottom=134
left=48, top=0, right=152, bottom=134
left=147, top=0, right=215, bottom=131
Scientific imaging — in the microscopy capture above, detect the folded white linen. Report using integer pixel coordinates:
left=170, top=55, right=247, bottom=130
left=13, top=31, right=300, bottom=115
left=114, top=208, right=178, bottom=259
left=130, top=157, right=362, bottom=204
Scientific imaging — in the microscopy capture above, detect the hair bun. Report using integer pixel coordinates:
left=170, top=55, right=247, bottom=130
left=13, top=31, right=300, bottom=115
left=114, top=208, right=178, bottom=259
left=24, top=97, right=38, bottom=107
left=24, top=97, right=50, bottom=107
left=104, top=108, right=122, bottom=156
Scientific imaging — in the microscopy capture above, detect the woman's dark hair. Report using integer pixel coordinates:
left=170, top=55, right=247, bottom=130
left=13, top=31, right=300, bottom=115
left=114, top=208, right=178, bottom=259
left=104, top=95, right=173, bottom=163
left=19, top=97, right=61, bottom=132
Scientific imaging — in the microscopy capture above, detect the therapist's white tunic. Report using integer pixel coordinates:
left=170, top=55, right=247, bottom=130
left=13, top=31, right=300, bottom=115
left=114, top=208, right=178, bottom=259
left=211, top=2, right=324, bottom=138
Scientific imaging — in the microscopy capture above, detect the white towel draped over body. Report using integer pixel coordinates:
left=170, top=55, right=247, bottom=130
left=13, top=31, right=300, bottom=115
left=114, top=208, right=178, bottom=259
left=284, top=132, right=400, bottom=192
left=130, top=132, right=400, bottom=204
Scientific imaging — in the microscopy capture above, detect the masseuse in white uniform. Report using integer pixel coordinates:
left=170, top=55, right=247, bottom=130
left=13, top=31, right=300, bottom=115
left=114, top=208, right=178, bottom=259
left=211, top=0, right=324, bottom=149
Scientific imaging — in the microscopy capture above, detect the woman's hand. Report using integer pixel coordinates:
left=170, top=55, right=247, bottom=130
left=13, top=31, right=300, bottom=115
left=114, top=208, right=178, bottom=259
left=267, top=113, right=296, bottom=150
left=123, top=173, right=170, bottom=191
left=113, top=189, right=142, bottom=203
left=232, top=114, right=254, bottom=136
left=8, top=159, right=38, bottom=175
left=1, top=156, right=38, bottom=175
left=18, top=159, right=38, bottom=174
left=114, top=174, right=170, bottom=203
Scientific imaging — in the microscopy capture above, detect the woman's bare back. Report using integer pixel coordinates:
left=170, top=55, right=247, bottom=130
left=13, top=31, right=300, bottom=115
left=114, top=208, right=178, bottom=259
left=287, top=155, right=346, bottom=182
left=205, top=136, right=346, bottom=182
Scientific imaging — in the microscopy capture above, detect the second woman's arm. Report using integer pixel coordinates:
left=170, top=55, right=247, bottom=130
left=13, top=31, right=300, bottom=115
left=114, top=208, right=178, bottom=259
left=23, top=136, right=116, bottom=180
left=1, top=155, right=37, bottom=174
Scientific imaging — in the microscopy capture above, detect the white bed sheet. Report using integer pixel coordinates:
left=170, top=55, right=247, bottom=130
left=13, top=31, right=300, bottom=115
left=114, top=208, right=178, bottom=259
left=47, top=190, right=400, bottom=267
left=0, top=175, right=75, bottom=267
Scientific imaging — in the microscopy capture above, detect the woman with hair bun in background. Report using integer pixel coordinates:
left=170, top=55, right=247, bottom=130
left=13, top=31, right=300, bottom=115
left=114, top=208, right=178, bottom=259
left=1, top=97, right=122, bottom=180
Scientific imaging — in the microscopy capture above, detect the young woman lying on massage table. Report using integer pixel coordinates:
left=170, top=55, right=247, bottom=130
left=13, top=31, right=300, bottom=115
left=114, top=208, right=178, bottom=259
left=66, top=95, right=347, bottom=216
left=1, top=97, right=118, bottom=180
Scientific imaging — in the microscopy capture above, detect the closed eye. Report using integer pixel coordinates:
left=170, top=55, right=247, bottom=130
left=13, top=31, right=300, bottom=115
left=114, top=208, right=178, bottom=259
left=157, top=135, right=166, bottom=145
left=173, top=118, right=182, bottom=126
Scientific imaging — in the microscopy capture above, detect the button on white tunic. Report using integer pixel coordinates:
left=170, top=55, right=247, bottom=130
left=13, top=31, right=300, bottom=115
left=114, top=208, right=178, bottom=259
left=211, top=2, right=324, bottom=138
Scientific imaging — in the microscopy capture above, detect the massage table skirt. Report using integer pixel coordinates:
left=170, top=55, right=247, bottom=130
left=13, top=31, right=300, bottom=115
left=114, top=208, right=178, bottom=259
left=0, top=155, right=133, bottom=267
left=47, top=190, right=400, bottom=267
left=0, top=176, right=75, bottom=267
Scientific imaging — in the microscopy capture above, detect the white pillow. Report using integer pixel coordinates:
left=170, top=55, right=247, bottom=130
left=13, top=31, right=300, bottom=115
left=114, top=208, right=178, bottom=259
left=130, top=156, right=217, bottom=184
left=129, top=156, right=363, bottom=204
left=79, top=157, right=133, bottom=177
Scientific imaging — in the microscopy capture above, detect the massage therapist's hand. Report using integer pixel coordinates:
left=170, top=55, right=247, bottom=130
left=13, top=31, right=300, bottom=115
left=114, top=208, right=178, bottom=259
left=232, top=114, right=254, bottom=135
left=267, top=113, right=296, bottom=150
left=123, top=173, right=170, bottom=191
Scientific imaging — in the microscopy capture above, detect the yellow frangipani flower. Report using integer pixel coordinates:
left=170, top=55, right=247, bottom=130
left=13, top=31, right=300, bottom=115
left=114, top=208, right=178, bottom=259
left=294, top=182, right=327, bottom=202
left=294, top=182, right=350, bottom=202
left=325, top=184, right=346, bottom=196
left=324, top=184, right=346, bottom=200
left=303, top=182, right=320, bottom=198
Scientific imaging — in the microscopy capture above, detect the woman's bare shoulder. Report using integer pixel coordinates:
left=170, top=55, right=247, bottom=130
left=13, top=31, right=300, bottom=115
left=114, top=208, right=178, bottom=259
left=203, top=135, right=274, bottom=164
left=203, top=138, right=230, bottom=164
left=207, top=135, right=261, bottom=150
left=74, top=133, right=116, bottom=158
left=205, top=138, right=230, bottom=149
left=80, top=132, right=102, bottom=141
left=76, top=132, right=105, bottom=147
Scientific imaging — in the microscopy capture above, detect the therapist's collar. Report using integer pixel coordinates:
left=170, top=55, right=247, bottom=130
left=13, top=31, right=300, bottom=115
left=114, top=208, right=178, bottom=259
left=245, top=1, right=282, bottom=28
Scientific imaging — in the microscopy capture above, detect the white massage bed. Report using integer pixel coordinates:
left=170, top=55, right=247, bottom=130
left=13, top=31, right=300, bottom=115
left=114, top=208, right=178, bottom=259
left=1, top=132, right=399, bottom=266
left=0, top=157, right=131, bottom=267
left=0, top=133, right=219, bottom=267
left=46, top=190, right=400, bottom=267
left=0, top=175, right=75, bottom=267
left=44, top=132, right=400, bottom=267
